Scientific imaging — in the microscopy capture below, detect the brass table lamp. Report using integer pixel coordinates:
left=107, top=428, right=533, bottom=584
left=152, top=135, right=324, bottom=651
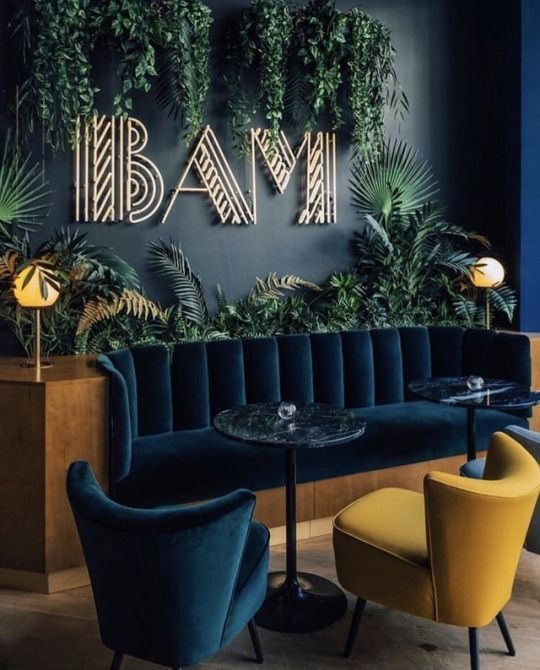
left=470, top=257, right=505, bottom=329
left=12, top=262, right=60, bottom=369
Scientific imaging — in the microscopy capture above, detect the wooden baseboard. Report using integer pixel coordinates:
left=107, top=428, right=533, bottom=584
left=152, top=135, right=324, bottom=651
left=269, top=516, right=333, bottom=546
left=0, top=566, right=89, bottom=594
left=1, top=454, right=475, bottom=593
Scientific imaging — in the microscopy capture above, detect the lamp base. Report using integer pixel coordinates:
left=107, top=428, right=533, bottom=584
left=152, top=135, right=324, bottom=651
left=20, top=361, right=55, bottom=369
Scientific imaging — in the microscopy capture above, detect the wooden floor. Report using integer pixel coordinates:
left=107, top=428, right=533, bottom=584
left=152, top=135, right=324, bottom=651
left=0, top=535, right=538, bottom=670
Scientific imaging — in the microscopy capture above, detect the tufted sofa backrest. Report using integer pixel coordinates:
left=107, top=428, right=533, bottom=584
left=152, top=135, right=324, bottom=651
left=98, top=327, right=531, bottom=441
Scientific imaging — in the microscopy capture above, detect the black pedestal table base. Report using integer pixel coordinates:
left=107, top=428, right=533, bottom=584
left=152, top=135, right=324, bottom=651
left=213, top=403, right=366, bottom=635
left=256, top=572, right=347, bottom=633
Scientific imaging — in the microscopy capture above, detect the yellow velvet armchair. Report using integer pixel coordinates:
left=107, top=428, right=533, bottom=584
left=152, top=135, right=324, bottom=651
left=333, top=432, right=540, bottom=670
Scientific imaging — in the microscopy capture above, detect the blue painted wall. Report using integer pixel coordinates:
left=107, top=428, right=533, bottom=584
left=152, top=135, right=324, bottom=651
left=521, top=0, right=540, bottom=331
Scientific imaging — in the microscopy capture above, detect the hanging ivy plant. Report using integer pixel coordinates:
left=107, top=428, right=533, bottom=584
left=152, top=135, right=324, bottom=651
left=154, top=0, right=213, bottom=141
left=16, top=0, right=98, bottom=150
left=348, top=8, right=408, bottom=156
left=223, top=13, right=256, bottom=156
left=254, top=0, right=293, bottom=146
left=224, top=0, right=293, bottom=155
left=13, top=0, right=212, bottom=151
left=225, top=0, right=407, bottom=157
left=296, top=0, right=347, bottom=131
left=93, top=0, right=159, bottom=115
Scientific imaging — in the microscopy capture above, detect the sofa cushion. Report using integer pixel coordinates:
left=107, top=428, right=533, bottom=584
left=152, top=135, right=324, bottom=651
left=113, top=402, right=525, bottom=509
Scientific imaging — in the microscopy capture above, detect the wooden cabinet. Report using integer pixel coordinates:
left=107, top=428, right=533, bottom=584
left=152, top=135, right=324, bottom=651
left=0, top=356, right=108, bottom=593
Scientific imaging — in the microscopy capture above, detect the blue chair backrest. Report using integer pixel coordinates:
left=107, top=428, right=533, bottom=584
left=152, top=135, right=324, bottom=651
left=67, top=461, right=256, bottom=668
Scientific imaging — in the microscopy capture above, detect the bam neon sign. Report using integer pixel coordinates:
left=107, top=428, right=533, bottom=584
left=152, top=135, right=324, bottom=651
left=74, top=117, right=337, bottom=225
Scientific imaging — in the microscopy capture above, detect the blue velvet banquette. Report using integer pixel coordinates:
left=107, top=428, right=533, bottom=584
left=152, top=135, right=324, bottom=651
left=97, top=326, right=531, bottom=508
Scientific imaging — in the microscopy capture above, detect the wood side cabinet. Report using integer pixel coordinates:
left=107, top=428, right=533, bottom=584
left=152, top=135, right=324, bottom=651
left=0, top=356, right=108, bottom=593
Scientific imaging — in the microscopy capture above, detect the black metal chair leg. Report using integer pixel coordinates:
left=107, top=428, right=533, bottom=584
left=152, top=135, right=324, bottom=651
left=496, top=612, right=516, bottom=656
left=344, top=598, right=366, bottom=658
left=248, top=619, right=264, bottom=663
left=469, top=628, right=480, bottom=670
left=109, top=652, right=123, bottom=670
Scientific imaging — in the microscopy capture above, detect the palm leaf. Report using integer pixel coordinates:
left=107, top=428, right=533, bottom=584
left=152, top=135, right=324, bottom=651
left=148, top=239, right=208, bottom=326
left=0, top=134, right=50, bottom=229
left=248, top=272, right=321, bottom=301
left=76, top=289, right=163, bottom=335
left=487, top=283, right=517, bottom=322
left=350, top=139, right=439, bottom=224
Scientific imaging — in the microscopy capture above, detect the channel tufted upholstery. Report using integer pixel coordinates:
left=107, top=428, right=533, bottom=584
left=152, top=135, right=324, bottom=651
left=97, top=327, right=531, bottom=507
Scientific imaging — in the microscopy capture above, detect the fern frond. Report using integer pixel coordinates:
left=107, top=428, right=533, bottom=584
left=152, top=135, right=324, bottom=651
left=248, top=272, right=321, bottom=301
left=0, top=251, right=21, bottom=281
left=148, top=239, right=208, bottom=326
left=76, top=289, right=163, bottom=335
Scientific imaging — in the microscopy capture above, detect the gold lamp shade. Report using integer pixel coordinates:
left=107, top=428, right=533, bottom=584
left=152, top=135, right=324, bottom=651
left=13, top=264, right=60, bottom=308
left=471, top=257, right=505, bottom=288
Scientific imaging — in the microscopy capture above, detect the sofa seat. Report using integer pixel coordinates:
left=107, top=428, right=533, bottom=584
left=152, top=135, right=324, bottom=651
left=114, top=401, right=525, bottom=508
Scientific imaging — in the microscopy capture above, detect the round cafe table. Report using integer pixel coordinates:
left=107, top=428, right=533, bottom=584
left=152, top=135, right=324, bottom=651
left=214, top=402, right=366, bottom=634
left=409, top=377, right=540, bottom=461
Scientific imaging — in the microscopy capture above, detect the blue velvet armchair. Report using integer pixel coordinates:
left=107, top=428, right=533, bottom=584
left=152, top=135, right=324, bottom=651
left=67, top=461, right=270, bottom=670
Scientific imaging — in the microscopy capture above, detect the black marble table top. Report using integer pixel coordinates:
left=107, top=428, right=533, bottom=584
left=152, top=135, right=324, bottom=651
left=213, top=402, right=366, bottom=449
left=409, top=376, right=540, bottom=410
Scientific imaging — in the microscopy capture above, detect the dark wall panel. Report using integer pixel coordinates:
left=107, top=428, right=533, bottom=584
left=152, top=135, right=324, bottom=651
left=0, top=1, right=521, bottom=313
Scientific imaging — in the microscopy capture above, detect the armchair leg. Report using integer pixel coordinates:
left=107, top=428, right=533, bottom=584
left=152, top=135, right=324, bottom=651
left=468, top=628, right=479, bottom=670
left=496, top=612, right=516, bottom=656
left=109, top=652, right=123, bottom=670
left=344, top=598, right=366, bottom=658
left=248, top=619, right=264, bottom=663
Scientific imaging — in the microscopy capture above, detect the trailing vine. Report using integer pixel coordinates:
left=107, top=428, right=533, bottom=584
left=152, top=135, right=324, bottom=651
left=16, top=0, right=97, bottom=150
left=296, top=0, right=347, bottom=132
left=13, top=0, right=212, bottom=151
left=223, top=16, right=256, bottom=156
left=225, top=0, right=408, bottom=157
left=155, top=0, right=212, bottom=142
left=254, top=0, right=293, bottom=147
left=348, top=9, right=408, bottom=155
left=93, top=0, right=160, bottom=116
left=224, top=1, right=293, bottom=155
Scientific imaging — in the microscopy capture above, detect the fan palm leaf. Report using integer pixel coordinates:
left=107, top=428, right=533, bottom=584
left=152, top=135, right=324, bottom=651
left=350, top=139, right=439, bottom=225
left=0, top=134, right=50, bottom=231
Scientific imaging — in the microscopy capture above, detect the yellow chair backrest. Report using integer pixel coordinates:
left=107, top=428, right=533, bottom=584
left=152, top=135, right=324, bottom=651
left=424, top=432, right=540, bottom=628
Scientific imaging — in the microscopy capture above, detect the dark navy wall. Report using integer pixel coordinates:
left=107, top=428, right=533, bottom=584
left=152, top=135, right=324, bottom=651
left=0, top=0, right=522, bottom=311
left=521, top=0, right=540, bottom=331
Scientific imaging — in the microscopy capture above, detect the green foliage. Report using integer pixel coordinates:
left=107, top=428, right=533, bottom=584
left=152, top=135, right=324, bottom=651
left=94, top=0, right=159, bottom=115
left=148, top=239, right=208, bottom=327
left=0, top=134, right=50, bottom=240
left=226, top=0, right=406, bottom=155
left=155, top=0, right=212, bottom=142
left=14, top=0, right=212, bottom=150
left=350, top=139, right=439, bottom=225
left=248, top=272, right=321, bottom=300
left=223, top=0, right=294, bottom=154
left=350, top=141, right=517, bottom=327
left=0, top=228, right=141, bottom=356
left=255, top=0, right=293, bottom=146
left=297, top=0, right=347, bottom=131
left=16, top=0, right=97, bottom=150
left=348, top=9, right=408, bottom=155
